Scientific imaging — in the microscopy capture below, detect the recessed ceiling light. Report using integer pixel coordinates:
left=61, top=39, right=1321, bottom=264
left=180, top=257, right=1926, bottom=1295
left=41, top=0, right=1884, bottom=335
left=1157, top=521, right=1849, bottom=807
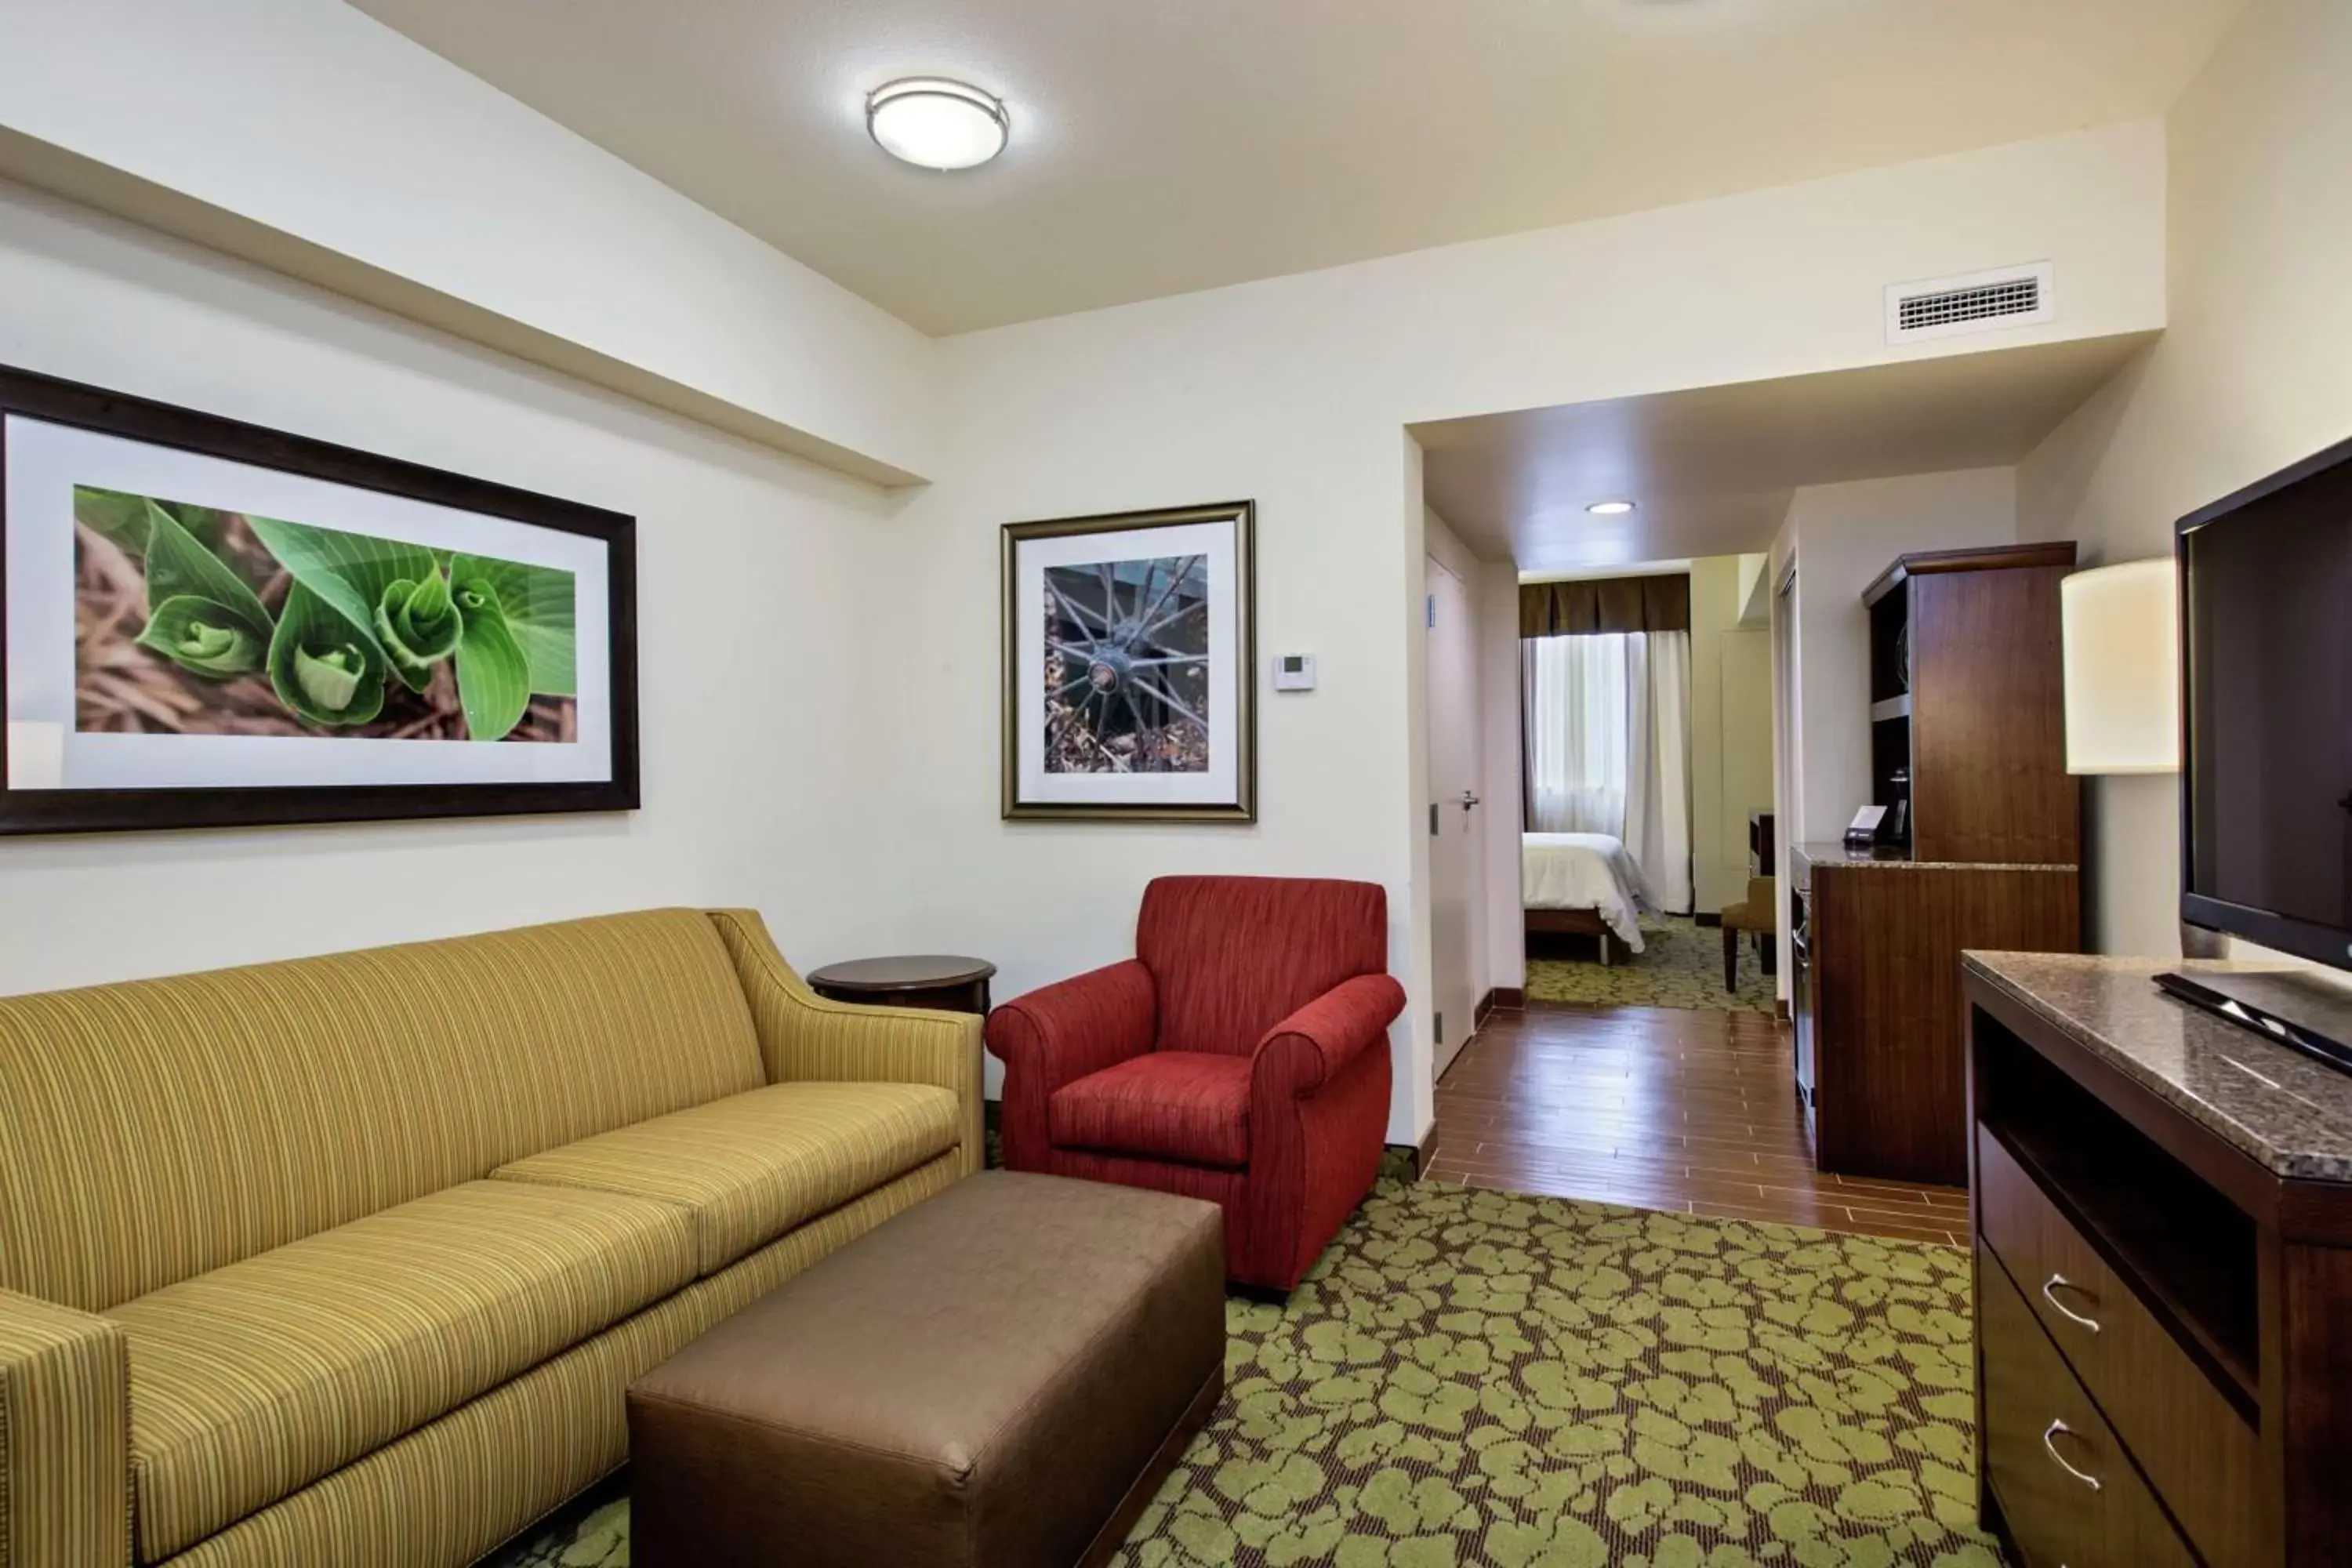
left=1586, top=500, right=1637, bottom=516
left=866, top=78, right=1009, bottom=171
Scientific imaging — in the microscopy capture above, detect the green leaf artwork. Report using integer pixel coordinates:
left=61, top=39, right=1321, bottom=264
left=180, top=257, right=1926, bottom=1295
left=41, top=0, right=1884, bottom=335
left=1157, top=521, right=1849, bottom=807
left=246, top=514, right=436, bottom=648
left=74, top=488, right=230, bottom=554
left=451, top=553, right=576, bottom=696
left=136, top=597, right=268, bottom=678
left=267, top=581, right=388, bottom=728
left=451, top=576, right=534, bottom=741
left=132, top=503, right=276, bottom=681
left=73, top=485, right=578, bottom=742
left=376, top=568, right=464, bottom=691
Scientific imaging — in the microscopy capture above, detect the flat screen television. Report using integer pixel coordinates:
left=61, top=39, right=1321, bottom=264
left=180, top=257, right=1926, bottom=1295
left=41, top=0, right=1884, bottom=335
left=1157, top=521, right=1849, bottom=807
left=2179, top=432, right=2352, bottom=971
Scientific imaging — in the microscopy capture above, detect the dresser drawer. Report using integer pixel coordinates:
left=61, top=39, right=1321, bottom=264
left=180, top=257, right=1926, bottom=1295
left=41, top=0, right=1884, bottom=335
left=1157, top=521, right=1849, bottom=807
left=1978, top=1247, right=2196, bottom=1568
left=1976, top=1127, right=2260, bottom=1566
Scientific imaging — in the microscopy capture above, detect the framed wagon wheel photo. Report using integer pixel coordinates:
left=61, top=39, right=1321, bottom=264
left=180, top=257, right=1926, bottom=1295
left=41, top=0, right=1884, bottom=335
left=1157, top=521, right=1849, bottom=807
left=1000, top=501, right=1254, bottom=822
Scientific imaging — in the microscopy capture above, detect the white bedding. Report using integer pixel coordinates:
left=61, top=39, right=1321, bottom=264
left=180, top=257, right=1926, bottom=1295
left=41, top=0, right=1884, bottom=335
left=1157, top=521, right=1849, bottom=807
left=1522, top=833, right=1653, bottom=953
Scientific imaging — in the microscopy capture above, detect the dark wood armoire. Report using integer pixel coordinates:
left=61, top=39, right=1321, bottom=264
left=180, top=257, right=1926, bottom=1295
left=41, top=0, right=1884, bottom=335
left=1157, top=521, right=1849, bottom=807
left=1790, top=542, right=2085, bottom=1186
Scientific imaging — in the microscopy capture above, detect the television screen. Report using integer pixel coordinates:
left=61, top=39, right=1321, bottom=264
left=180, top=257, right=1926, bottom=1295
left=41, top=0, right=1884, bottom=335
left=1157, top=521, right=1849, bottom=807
left=2182, top=437, right=2352, bottom=963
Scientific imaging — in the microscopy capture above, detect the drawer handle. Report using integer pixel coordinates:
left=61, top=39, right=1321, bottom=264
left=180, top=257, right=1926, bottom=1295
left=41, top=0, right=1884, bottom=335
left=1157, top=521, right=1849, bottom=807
left=2042, top=1419, right=2103, bottom=1491
left=2042, top=1274, right=2101, bottom=1334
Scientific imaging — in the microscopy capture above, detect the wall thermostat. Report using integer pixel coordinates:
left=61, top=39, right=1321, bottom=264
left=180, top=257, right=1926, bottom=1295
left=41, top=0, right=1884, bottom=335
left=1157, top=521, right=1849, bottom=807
left=1272, top=653, right=1318, bottom=691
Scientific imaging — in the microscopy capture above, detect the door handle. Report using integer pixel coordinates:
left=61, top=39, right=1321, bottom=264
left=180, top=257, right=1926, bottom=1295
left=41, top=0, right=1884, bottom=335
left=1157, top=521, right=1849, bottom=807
left=1459, top=791, right=1480, bottom=809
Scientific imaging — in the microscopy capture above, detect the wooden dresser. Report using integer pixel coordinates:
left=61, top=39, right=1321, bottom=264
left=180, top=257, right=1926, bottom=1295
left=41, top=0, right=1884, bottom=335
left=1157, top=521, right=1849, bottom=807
left=1965, top=953, right=2352, bottom=1567
left=1791, top=844, right=2076, bottom=1185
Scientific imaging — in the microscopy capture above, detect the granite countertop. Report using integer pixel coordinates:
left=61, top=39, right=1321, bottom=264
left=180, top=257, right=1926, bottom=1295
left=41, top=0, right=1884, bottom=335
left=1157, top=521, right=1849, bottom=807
left=1791, top=840, right=2080, bottom=875
left=1965, top=952, right=2352, bottom=1181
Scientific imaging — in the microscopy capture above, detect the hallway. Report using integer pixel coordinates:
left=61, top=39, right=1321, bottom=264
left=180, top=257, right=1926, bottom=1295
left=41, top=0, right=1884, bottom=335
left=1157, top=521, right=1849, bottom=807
left=1426, top=1002, right=1969, bottom=1247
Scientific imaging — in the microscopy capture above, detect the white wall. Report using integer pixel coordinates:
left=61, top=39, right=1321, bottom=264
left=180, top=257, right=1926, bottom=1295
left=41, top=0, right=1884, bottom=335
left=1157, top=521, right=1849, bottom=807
left=1477, top=562, right=1528, bottom=998
left=1690, top=556, right=1774, bottom=913
left=0, top=180, right=913, bottom=993
left=0, top=0, right=938, bottom=482
left=2020, top=0, right=2352, bottom=958
left=1775, top=468, right=2020, bottom=845
left=880, top=127, right=2164, bottom=1145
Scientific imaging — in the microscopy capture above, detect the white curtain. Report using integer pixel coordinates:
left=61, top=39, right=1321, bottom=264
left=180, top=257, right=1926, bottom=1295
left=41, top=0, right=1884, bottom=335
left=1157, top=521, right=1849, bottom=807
left=1624, top=630, right=1693, bottom=914
left=1526, top=630, right=1693, bottom=913
left=1526, top=635, right=1630, bottom=835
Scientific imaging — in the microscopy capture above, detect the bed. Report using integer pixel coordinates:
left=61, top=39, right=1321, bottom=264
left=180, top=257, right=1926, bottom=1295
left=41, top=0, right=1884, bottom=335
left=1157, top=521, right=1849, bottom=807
left=1522, top=832, right=1653, bottom=965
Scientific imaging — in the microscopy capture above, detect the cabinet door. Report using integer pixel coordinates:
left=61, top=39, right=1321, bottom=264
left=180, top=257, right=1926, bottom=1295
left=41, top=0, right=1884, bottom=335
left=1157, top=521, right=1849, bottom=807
left=1908, top=567, right=2077, bottom=864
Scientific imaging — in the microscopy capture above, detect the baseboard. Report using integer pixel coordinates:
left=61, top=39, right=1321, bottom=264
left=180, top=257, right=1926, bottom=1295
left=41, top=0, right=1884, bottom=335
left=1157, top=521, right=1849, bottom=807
left=1385, top=1123, right=1440, bottom=1183
left=1472, top=986, right=1526, bottom=1030
left=1693, top=913, right=1722, bottom=928
left=1776, top=1000, right=1791, bottom=1022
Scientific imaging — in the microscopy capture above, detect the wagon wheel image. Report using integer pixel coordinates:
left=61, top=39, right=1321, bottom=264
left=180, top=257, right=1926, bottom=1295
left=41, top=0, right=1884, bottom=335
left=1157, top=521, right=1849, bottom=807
left=1044, top=555, right=1210, bottom=773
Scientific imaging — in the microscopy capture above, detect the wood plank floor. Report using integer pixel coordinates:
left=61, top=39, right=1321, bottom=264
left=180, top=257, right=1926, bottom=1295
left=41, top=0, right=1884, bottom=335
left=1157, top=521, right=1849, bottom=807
left=1427, top=1001, right=1969, bottom=1247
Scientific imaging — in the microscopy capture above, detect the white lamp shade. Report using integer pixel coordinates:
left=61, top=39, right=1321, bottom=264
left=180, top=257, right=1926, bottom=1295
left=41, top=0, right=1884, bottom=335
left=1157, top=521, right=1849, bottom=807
left=2061, top=557, right=2180, bottom=775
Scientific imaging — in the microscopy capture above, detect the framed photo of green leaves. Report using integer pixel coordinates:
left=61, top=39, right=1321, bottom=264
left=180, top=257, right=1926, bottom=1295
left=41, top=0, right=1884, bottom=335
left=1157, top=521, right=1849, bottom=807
left=0, top=365, right=638, bottom=834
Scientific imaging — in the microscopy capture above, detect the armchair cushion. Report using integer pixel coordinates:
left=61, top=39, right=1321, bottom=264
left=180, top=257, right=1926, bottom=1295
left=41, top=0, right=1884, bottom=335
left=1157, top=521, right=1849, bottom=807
left=1050, top=1053, right=1253, bottom=1168
left=988, top=960, right=1159, bottom=1174
left=1138, top=877, right=1388, bottom=1056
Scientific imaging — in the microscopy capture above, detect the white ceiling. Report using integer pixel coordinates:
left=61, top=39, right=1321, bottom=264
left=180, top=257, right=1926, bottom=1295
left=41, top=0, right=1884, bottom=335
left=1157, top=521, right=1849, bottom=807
left=1414, top=334, right=2157, bottom=574
left=348, top=0, right=2244, bottom=336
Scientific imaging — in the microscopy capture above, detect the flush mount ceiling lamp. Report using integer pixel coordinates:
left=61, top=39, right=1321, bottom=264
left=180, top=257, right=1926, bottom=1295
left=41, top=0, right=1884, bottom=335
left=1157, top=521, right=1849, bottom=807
left=1585, top=500, right=1636, bottom=516
left=866, top=78, right=1009, bottom=170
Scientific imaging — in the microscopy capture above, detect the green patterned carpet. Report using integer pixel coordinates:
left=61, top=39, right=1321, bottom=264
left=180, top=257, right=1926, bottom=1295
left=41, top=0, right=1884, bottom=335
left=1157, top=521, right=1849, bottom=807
left=485, top=1167, right=1992, bottom=1568
left=1526, top=915, right=1777, bottom=1015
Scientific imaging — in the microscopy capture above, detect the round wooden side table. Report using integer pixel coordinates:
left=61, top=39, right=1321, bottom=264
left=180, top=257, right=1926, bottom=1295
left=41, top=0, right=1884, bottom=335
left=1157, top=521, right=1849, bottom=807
left=805, top=955, right=997, bottom=1015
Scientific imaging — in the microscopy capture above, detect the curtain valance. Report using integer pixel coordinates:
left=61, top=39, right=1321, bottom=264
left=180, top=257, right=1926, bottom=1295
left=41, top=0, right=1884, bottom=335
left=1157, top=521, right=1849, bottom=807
left=1518, top=573, right=1690, bottom=638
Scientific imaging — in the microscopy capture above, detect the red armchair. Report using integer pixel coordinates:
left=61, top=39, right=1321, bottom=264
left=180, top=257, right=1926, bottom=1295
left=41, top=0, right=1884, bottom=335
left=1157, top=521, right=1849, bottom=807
left=986, top=876, right=1406, bottom=1291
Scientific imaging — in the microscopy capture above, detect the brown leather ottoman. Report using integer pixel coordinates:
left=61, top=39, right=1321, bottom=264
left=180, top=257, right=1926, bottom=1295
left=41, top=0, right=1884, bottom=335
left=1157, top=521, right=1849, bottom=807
left=626, top=1171, right=1226, bottom=1568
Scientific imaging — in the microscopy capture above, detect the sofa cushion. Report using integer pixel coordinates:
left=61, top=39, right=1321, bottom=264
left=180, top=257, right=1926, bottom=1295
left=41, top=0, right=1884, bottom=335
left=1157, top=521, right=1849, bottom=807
left=108, top=1181, right=695, bottom=1563
left=1049, top=1052, right=1253, bottom=1168
left=0, top=909, right=764, bottom=1314
left=492, top=1082, right=962, bottom=1275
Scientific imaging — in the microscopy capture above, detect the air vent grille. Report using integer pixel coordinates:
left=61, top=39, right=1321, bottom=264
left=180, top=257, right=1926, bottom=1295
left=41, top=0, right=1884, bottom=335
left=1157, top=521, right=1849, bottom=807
left=1899, top=276, right=2042, bottom=333
left=1886, top=263, right=2053, bottom=343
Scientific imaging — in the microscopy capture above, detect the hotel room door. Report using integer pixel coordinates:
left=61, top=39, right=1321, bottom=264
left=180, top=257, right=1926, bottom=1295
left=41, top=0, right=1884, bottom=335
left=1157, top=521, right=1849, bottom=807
left=1426, top=556, right=1480, bottom=1080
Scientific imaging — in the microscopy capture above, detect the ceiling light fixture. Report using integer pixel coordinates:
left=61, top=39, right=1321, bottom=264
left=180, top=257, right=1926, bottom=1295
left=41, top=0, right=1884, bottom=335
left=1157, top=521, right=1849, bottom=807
left=866, top=78, right=1009, bottom=171
left=1586, top=500, right=1636, bottom=516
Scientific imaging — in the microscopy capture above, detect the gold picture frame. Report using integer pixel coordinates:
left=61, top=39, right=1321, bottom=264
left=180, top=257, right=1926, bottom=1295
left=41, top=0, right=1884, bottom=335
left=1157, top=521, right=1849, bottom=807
left=1000, top=500, right=1255, bottom=822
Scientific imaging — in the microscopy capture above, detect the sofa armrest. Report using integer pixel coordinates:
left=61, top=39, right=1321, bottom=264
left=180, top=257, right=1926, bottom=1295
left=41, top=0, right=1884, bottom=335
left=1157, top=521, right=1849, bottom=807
left=706, top=909, right=985, bottom=1177
left=1250, top=973, right=1407, bottom=1097
left=0, top=1289, right=131, bottom=1568
left=985, top=960, right=1157, bottom=1168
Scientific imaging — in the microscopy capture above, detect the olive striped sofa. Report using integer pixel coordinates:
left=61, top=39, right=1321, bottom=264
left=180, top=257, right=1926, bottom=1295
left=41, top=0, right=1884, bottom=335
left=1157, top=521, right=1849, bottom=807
left=0, top=908, right=984, bottom=1568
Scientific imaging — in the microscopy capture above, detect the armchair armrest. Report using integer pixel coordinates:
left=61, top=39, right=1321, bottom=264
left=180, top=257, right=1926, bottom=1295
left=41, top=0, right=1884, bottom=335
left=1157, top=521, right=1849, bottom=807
left=707, top=909, right=985, bottom=1177
left=0, top=1288, right=131, bottom=1568
left=1250, top=973, right=1407, bottom=1097
left=985, top=960, right=1158, bottom=1169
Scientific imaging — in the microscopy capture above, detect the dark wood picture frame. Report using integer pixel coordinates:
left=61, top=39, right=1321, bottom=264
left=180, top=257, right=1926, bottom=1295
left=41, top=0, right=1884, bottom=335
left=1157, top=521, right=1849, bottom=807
left=0, top=364, right=640, bottom=836
left=1000, top=500, right=1256, bottom=822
